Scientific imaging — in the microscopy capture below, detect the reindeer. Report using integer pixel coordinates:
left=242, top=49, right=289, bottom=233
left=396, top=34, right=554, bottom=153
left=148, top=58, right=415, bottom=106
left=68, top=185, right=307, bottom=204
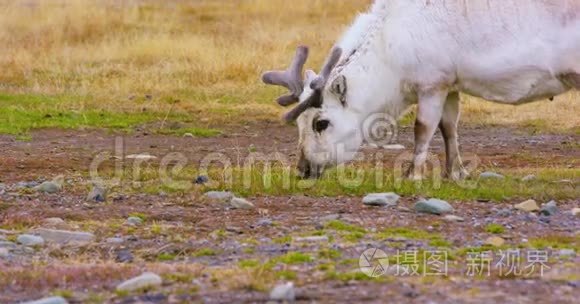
left=262, top=0, right=580, bottom=179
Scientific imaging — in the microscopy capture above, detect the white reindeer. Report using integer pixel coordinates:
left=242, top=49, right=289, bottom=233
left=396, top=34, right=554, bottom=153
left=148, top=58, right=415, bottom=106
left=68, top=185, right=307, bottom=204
left=262, top=0, right=580, bottom=179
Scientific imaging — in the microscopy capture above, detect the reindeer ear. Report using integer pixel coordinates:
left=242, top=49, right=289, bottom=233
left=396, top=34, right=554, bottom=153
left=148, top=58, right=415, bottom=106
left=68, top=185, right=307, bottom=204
left=330, top=75, right=347, bottom=104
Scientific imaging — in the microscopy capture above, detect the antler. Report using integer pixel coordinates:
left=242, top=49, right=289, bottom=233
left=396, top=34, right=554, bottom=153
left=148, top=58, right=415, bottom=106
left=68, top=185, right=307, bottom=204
left=262, top=46, right=343, bottom=122
left=262, top=46, right=309, bottom=106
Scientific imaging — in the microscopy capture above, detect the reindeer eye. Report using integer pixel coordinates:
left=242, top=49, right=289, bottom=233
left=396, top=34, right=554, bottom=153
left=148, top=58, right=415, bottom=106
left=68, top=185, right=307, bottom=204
left=313, top=119, right=330, bottom=133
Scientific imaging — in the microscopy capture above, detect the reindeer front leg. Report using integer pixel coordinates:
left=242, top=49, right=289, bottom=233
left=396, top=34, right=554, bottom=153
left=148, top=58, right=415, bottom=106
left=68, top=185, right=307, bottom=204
left=406, top=89, right=447, bottom=180
left=439, top=92, right=469, bottom=180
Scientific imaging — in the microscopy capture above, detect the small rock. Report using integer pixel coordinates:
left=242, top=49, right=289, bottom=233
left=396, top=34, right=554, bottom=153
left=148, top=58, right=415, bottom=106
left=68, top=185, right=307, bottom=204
left=32, top=228, right=95, bottom=244
left=17, top=181, right=39, bottom=189
left=116, top=249, right=134, bottom=263
left=515, top=200, right=540, bottom=212
left=203, top=191, right=234, bottom=202
left=194, top=175, right=209, bottom=185
left=480, top=172, right=505, bottom=180
left=106, top=237, right=124, bottom=244
left=43, top=217, right=65, bottom=227
left=485, top=236, right=506, bottom=247
left=126, top=154, right=157, bottom=160
left=293, top=236, right=329, bottom=243
left=0, top=247, right=9, bottom=257
left=0, top=241, right=17, bottom=248
left=34, top=180, right=62, bottom=194
left=230, top=197, right=255, bottom=210
left=414, top=198, right=454, bottom=215
left=362, top=193, right=400, bottom=207
left=571, top=208, right=580, bottom=217
left=87, top=184, right=107, bottom=202
left=382, top=144, right=406, bottom=150
left=17, top=234, right=45, bottom=246
left=496, top=208, right=513, bottom=217
left=183, top=133, right=195, bottom=138
left=270, top=282, right=295, bottom=302
left=521, top=175, right=537, bottom=182
left=559, top=249, right=576, bottom=257
left=126, top=216, right=143, bottom=226
left=539, top=200, right=558, bottom=216
left=22, top=296, right=69, bottom=304
left=116, top=272, right=162, bottom=292
left=256, top=218, right=273, bottom=227
left=443, top=215, right=465, bottom=222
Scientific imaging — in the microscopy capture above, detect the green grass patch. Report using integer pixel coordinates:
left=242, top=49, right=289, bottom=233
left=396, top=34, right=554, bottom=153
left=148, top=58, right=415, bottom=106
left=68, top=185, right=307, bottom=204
left=528, top=235, right=579, bottom=251
left=192, top=248, right=218, bottom=257
left=485, top=224, right=505, bottom=234
left=276, top=252, right=313, bottom=265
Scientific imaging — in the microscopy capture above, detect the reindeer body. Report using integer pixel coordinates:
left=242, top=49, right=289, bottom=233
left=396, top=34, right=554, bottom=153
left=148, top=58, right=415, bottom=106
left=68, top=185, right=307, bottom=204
left=263, top=0, right=580, bottom=179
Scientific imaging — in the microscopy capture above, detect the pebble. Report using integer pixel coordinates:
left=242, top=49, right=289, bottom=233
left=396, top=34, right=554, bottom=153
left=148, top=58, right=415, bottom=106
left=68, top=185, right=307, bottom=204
left=270, top=282, right=296, bottom=302
left=362, top=193, right=400, bottom=207
left=256, top=218, right=273, bottom=227
left=22, top=296, right=69, bottom=304
left=126, top=154, right=157, bottom=160
left=194, top=175, right=209, bottom=185
left=43, top=217, right=65, bottom=227
left=293, top=236, right=329, bottom=243
left=116, top=272, right=162, bottom=292
left=203, top=191, right=234, bottom=202
left=521, top=175, right=537, bottom=182
left=126, top=216, right=143, bottom=226
left=0, top=247, right=9, bottom=257
left=230, top=197, right=255, bottom=210
left=559, top=249, right=576, bottom=257
left=443, top=215, right=465, bottom=222
left=116, top=249, right=134, bottom=263
left=515, top=200, right=540, bottom=212
left=34, top=181, right=61, bottom=194
left=540, top=200, right=558, bottom=216
left=17, top=234, right=45, bottom=246
left=0, top=241, right=17, bottom=248
left=571, top=208, right=580, bottom=217
left=485, top=236, right=506, bottom=247
left=31, top=228, right=95, bottom=244
left=183, top=133, right=195, bottom=138
left=414, top=199, right=454, bottom=215
left=87, top=184, right=107, bottom=202
left=479, top=172, right=505, bottom=180
left=17, top=181, right=39, bottom=189
left=106, top=237, right=124, bottom=244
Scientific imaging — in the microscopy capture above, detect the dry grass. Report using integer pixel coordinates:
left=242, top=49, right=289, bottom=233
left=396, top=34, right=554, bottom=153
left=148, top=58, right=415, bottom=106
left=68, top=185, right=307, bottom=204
left=0, top=0, right=578, bottom=131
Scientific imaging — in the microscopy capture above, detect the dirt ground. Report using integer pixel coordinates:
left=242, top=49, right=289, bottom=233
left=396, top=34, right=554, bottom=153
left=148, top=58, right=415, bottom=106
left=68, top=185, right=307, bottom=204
left=0, top=125, right=579, bottom=303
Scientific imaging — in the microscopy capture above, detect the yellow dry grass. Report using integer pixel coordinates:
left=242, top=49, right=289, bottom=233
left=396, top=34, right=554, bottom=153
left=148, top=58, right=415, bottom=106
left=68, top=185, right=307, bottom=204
left=0, top=0, right=578, bottom=130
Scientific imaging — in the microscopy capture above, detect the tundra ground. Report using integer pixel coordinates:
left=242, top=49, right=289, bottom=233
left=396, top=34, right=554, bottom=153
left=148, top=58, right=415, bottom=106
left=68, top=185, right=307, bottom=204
left=0, top=0, right=579, bottom=303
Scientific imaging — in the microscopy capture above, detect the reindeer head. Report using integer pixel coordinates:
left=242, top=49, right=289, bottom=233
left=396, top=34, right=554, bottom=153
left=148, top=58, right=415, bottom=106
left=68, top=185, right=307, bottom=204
left=262, top=46, right=364, bottom=179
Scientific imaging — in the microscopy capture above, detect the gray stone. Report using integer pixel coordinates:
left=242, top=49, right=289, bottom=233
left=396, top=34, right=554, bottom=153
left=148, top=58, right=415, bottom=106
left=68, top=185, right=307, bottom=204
left=22, top=296, right=68, bottom=304
left=34, top=181, right=61, bottom=193
left=515, top=200, right=540, bottom=212
left=443, top=215, right=465, bottom=222
left=43, top=218, right=66, bottom=228
left=256, top=218, right=273, bottom=227
left=362, top=193, right=400, bottom=207
left=230, top=197, right=255, bottom=210
left=106, top=237, right=124, bottom=244
left=32, top=228, right=95, bottom=244
left=572, top=208, right=580, bottom=217
left=116, top=272, right=162, bottom=292
left=479, top=172, right=505, bottom=180
left=294, top=236, right=329, bottom=243
left=116, top=249, right=134, bottom=263
left=17, top=181, right=39, bottom=189
left=87, top=184, right=107, bottom=202
left=126, top=216, right=143, bottom=226
left=270, top=282, right=295, bottom=302
left=0, top=241, right=17, bottom=248
left=540, top=200, right=558, bottom=216
left=203, top=191, right=234, bottom=202
left=521, top=175, right=537, bottom=182
left=414, top=199, right=454, bottom=215
left=559, top=249, right=576, bottom=257
left=17, top=234, right=45, bottom=246
left=0, top=247, right=9, bottom=257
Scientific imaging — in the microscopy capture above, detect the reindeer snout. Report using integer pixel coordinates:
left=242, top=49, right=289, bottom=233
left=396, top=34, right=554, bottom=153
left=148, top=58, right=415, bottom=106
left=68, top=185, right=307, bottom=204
left=297, top=151, right=323, bottom=179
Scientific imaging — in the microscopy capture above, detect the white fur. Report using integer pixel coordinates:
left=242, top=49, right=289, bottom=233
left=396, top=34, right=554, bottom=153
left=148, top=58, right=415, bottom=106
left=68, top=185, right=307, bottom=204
left=296, top=0, right=580, bottom=175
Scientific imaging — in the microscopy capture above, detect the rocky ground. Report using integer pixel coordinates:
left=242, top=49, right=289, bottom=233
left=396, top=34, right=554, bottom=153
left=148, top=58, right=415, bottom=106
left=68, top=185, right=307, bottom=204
left=0, top=125, right=579, bottom=303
